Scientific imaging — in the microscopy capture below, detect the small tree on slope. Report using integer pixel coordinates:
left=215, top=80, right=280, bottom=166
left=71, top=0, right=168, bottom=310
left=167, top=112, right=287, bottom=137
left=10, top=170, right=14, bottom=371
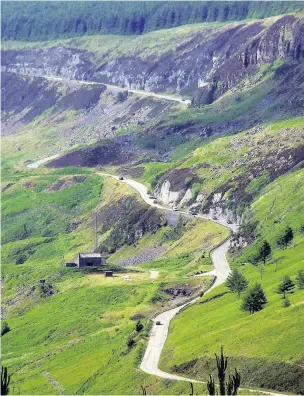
left=277, top=275, right=295, bottom=299
left=257, top=240, right=272, bottom=265
left=296, top=270, right=304, bottom=289
left=277, top=226, right=293, bottom=249
left=226, top=269, right=248, bottom=298
left=241, top=284, right=267, bottom=314
left=1, top=366, right=11, bottom=396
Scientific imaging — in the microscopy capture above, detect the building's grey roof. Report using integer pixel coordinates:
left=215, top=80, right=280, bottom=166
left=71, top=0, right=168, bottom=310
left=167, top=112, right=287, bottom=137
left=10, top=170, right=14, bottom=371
left=79, top=253, right=102, bottom=258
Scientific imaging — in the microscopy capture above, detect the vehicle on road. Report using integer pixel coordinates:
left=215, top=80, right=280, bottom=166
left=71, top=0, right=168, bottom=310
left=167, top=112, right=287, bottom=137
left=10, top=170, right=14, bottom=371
left=119, top=176, right=124, bottom=180
left=173, top=206, right=179, bottom=211
left=156, top=321, right=162, bottom=325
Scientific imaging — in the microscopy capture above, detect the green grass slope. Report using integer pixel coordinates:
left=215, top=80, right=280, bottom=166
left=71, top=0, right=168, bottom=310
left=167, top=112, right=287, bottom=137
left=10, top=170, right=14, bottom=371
left=160, top=169, right=304, bottom=394
left=1, top=155, right=228, bottom=394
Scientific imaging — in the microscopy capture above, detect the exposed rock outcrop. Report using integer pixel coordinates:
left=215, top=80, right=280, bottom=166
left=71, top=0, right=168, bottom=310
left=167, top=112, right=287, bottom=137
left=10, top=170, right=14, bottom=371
left=2, top=15, right=303, bottom=101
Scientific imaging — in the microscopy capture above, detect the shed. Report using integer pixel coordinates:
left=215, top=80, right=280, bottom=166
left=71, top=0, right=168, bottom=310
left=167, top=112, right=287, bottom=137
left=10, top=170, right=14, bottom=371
left=78, top=253, right=105, bottom=267
left=65, top=262, right=77, bottom=268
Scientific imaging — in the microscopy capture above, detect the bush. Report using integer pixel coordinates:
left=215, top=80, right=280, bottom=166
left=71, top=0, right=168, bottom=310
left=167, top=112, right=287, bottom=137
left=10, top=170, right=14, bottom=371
left=1, top=322, right=10, bottom=337
left=115, top=91, right=128, bottom=103
left=282, top=298, right=291, bottom=308
left=126, top=335, right=135, bottom=348
left=135, top=320, right=144, bottom=332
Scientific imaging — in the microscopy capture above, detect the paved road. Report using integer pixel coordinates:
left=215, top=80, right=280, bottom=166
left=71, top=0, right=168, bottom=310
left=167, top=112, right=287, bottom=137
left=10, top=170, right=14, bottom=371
left=11, top=71, right=191, bottom=105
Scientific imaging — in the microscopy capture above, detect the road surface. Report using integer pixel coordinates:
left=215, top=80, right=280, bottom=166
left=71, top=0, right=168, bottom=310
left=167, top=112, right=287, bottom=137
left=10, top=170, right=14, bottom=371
left=11, top=71, right=191, bottom=105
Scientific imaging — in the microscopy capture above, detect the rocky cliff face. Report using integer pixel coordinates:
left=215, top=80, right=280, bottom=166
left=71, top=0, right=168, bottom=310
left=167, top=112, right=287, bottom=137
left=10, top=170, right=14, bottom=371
left=2, top=15, right=303, bottom=102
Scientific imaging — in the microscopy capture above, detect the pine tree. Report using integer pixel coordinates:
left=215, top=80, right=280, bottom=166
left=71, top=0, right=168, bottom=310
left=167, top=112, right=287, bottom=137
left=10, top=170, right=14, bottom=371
left=226, top=269, right=248, bottom=298
left=296, top=269, right=304, bottom=289
left=241, top=284, right=267, bottom=314
left=206, top=347, right=241, bottom=395
left=1, top=367, right=11, bottom=396
left=277, top=227, right=293, bottom=249
left=1, top=321, right=10, bottom=337
left=277, top=275, right=295, bottom=299
left=257, top=240, right=271, bottom=264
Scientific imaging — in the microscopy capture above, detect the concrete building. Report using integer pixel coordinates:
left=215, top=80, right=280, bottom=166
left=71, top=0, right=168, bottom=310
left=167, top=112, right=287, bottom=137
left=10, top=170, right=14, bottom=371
left=77, top=253, right=105, bottom=267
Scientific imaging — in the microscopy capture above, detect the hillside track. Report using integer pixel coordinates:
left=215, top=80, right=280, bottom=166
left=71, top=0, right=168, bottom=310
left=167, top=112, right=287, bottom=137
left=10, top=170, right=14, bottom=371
left=10, top=71, right=191, bottom=105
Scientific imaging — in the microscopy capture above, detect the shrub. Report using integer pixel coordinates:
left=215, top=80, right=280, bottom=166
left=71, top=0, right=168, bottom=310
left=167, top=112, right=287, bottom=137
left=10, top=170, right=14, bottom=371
left=282, top=298, right=291, bottom=308
left=135, top=320, right=144, bottom=332
left=115, top=91, right=128, bottom=103
left=296, top=270, right=304, bottom=289
left=126, top=335, right=135, bottom=348
left=1, top=322, right=10, bottom=337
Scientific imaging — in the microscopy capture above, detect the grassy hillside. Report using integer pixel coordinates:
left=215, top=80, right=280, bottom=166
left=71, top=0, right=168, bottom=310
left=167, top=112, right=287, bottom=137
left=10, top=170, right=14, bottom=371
left=1, top=8, right=304, bottom=394
left=1, top=149, right=229, bottom=394
left=2, top=269, right=213, bottom=395
left=160, top=169, right=304, bottom=394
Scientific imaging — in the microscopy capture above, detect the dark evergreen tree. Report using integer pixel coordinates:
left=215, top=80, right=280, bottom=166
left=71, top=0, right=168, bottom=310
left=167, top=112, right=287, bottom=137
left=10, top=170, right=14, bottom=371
left=1, top=321, right=10, bottom=337
left=1, top=366, right=11, bottom=396
left=2, top=2, right=302, bottom=41
left=225, top=269, right=248, bottom=298
left=207, top=347, right=241, bottom=395
left=296, top=269, right=304, bottom=289
left=241, top=284, right=267, bottom=314
left=207, top=374, right=215, bottom=395
left=136, top=320, right=144, bottom=332
left=257, top=240, right=272, bottom=264
left=277, top=226, right=294, bottom=249
left=216, top=346, right=228, bottom=395
left=277, top=275, right=295, bottom=298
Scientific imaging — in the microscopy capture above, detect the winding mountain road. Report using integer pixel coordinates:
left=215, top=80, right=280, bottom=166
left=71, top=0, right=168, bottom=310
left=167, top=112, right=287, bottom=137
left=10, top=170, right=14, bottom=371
left=27, top=159, right=283, bottom=395
left=11, top=71, right=191, bottom=105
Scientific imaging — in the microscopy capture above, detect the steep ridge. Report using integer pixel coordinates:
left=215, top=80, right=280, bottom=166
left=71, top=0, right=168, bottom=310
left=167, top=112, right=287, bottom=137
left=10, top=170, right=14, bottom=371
left=2, top=15, right=303, bottom=99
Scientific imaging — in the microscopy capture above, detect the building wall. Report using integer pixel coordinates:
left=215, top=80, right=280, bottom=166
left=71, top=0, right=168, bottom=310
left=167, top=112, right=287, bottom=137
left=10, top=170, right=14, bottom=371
left=78, top=256, right=105, bottom=267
